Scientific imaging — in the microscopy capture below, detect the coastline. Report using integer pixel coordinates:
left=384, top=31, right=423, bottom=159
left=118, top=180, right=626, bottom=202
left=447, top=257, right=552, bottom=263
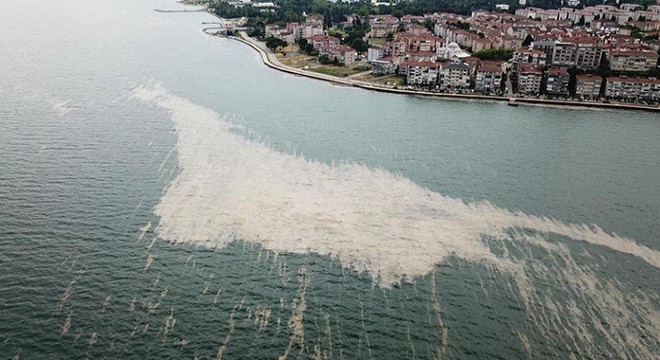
left=174, top=0, right=659, bottom=114
left=232, top=32, right=660, bottom=113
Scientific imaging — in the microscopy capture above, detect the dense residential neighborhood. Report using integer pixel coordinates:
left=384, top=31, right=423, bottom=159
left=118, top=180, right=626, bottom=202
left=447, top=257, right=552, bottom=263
left=214, top=0, right=660, bottom=105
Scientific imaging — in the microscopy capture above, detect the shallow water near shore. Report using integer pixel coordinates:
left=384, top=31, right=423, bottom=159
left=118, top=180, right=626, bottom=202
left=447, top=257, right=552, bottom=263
left=1, top=0, right=659, bottom=359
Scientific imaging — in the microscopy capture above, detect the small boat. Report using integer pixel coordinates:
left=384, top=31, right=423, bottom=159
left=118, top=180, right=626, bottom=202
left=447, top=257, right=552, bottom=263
left=507, top=99, right=519, bottom=107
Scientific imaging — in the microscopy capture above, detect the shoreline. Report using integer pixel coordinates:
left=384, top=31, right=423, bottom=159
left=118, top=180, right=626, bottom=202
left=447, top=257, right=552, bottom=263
left=232, top=32, right=660, bottom=113
left=173, top=0, right=659, bottom=113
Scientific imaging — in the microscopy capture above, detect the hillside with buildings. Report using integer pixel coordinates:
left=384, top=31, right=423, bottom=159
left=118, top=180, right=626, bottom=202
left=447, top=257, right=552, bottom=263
left=211, top=0, right=660, bottom=105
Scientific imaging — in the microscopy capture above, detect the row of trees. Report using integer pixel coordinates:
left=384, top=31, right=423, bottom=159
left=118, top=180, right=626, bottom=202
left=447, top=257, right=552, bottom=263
left=209, top=0, right=657, bottom=28
left=265, top=37, right=288, bottom=51
left=472, top=48, right=515, bottom=61
left=208, top=0, right=368, bottom=26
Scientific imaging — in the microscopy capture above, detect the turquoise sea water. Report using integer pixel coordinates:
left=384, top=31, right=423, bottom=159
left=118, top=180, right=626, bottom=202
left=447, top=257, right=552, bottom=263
left=1, top=0, right=659, bottom=358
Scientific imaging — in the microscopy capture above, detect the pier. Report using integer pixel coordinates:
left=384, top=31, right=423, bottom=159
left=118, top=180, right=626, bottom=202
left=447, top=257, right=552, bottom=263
left=201, top=17, right=247, bottom=35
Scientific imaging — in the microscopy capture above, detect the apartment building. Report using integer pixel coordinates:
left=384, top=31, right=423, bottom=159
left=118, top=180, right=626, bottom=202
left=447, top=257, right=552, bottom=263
left=440, top=62, right=476, bottom=89
left=475, top=63, right=504, bottom=94
left=605, top=76, right=660, bottom=101
left=517, top=63, right=543, bottom=95
left=400, top=61, right=441, bottom=85
left=575, top=74, right=603, bottom=99
left=545, top=68, right=570, bottom=96
left=608, top=49, right=659, bottom=72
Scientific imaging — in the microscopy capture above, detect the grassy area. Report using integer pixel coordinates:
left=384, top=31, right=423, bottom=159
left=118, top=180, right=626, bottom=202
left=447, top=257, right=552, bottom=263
left=360, top=75, right=406, bottom=86
left=275, top=52, right=316, bottom=69
left=274, top=46, right=372, bottom=78
left=308, top=66, right=365, bottom=78
left=369, top=38, right=388, bottom=46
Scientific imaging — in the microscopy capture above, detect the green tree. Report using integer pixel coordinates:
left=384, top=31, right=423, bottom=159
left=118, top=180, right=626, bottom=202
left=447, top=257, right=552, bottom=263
left=500, top=73, right=507, bottom=94
left=247, top=25, right=264, bottom=39
left=319, top=54, right=333, bottom=64
left=472, top=48, right=515, bottom=61
left=327, top=30, right=344, bottom=40
left=266, top=36, right=287, bottom=51
left=344, top=29, right=366, bottom=45
left=597, top=53, right=611, bottom=78
left=540, top=73, right=548, bottom=95
left=509, top=72, right=519, bottom=94
left=522, top=34, right=534, bottom=47
left=422, top=19, right=435, bottom=32
left=358, top=5, right=371, bottom=19
left=568, top=67, right=577, bottom=98
left=297, top=38, right=308, bottom=52
left=351, top=38, right=369, bottom=54
left=631, top=27, right=645, bottom=40
left=455, top=21, right=470, bottom=31
left=599, top=76, right=607, bottom=99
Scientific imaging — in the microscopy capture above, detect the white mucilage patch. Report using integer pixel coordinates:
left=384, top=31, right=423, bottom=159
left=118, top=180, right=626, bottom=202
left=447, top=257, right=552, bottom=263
left=132, top=82, right=659, bottom=357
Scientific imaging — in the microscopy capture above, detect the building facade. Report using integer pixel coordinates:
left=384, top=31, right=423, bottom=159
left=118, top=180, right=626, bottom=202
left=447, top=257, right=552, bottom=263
left=440, top=62, right=476, bottom=89
left=517, top=63, right=543, bottom=95
left=545, top=68, right=570, bottom=96
left=575, top=74, right=603, bottom=99
left=605, top=77, right=660, bottom=101
left=608, top=50, right=659, bottom=72
left=475, top=64, right=504, bottom=94
left=400, top=61, right=441, bottom=85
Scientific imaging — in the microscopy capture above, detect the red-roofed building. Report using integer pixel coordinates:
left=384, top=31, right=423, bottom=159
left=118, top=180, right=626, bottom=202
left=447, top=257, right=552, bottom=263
left=513, top=48, right=548, bottom=68
left=627, top=20, right=660, bottom=32
left=605, top=76, right=660, bottom=101
left=392, top=33, right=442, bottom=56
left=475, top=62, right=504, bottom=94
left=545, top=68, right=570, bottom=96
left=472, top=37, right=497, bottom=52
left=287, top=22, right=323, bottom=40
left=308, top=35, right=340, bottom=50
left=372, top=57, right=399, bottom=75
left=517, top=63, right=543, bottom=95
left=406, top=23, right=431, bottom=36
left=462, top=57, right=482, bottom=67
left=440, top=61, right=476, bottom=89
left=370, top=15, right=399, bottom=38
left=552, top=37, right=603, bottom=70
left=499, top=35, right=523, bottom=50
left=576, top=74, right=603, bottom=99
left=608, top=49, right=659, bottom=72
left=400, top=61, right=441, bottom=85
left=621, top=3, right=643, bottom=11
left=405, top=51, right=438, bottom=62
left=401, top=15, right=425, bottom=24
left=319, top=45, right=357, bottom=66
